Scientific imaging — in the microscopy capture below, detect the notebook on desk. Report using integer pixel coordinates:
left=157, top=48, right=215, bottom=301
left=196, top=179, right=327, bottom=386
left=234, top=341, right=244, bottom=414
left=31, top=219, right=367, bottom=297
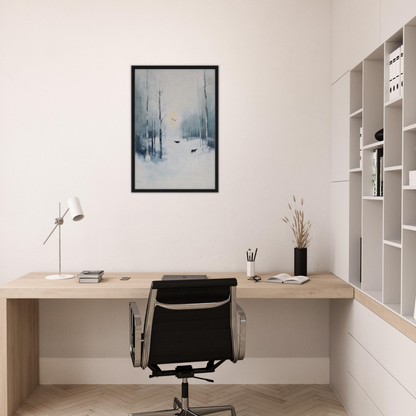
left=162, top=275, right=207, bottom=281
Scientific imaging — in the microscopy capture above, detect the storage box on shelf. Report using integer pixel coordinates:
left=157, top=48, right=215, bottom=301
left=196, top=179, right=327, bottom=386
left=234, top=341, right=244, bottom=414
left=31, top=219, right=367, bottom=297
left=348, top=17, right=416, bottom=327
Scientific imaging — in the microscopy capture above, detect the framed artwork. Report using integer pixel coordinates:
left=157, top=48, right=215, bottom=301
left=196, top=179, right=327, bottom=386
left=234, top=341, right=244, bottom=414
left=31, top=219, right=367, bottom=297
left=131, top=65, right=218, bottom=192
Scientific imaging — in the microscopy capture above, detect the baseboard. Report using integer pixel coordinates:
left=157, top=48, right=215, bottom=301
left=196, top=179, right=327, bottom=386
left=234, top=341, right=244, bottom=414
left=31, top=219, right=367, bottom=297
left=40, top=357, right=329, bottom=384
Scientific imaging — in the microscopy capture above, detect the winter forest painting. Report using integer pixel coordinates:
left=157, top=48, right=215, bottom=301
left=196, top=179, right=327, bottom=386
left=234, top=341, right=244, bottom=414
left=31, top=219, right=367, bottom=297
left=131, top=66, right=218, bottom=192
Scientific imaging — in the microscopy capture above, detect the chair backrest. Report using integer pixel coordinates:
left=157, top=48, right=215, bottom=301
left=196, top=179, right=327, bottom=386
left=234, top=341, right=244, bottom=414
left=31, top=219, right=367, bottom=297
left=141, top=278, right=238, bottom=368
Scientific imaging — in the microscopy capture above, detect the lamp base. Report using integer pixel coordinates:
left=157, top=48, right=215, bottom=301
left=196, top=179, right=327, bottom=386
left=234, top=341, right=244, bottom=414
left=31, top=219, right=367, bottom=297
left=46, top=274, right=74, bottom=280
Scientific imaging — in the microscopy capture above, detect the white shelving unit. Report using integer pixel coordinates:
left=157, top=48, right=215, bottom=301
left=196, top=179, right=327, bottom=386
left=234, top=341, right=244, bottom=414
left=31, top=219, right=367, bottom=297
left=349, top=19, right=416, bottom=327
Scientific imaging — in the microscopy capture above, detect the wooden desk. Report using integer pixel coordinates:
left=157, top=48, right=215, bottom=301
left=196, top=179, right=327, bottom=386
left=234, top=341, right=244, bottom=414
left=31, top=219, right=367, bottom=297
left=0, top=272, right=352, bottom=416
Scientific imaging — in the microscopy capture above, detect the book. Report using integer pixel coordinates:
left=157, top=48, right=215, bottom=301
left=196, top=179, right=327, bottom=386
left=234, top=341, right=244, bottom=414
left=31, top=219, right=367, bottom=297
left=78, top=270, right=104, bottom=278
left=371, top=148, right=383, bottom=196
left=380, top=150, right=383, bottom=197
left=79, top=277, right=102, bottom=283
left=372, top=150, right=378, bottom=196
left=265, top=273, right=310, bottom=285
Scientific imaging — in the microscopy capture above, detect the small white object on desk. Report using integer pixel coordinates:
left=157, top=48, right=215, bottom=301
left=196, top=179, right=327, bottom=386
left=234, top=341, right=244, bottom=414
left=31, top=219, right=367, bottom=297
left=266, top=273, right=310, bottom=285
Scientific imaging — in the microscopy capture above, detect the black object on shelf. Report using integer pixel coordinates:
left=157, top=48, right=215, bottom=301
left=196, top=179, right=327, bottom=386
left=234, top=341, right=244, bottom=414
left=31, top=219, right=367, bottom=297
left=375, top=128, right=383, bottom=141
left=294, top=248, right=307, bottom=276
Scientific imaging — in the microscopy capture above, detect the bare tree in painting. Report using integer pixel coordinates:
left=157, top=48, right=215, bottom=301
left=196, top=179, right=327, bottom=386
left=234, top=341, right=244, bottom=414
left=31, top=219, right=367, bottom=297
left=203, top=70, right=210, bottom=140
left=196, top=73, right=202, bottom=147
left=145, top=70, right=151, bottom=160
left=157, top=80, right=167, bottom=159
left=152, top=116, right=156, bottom=156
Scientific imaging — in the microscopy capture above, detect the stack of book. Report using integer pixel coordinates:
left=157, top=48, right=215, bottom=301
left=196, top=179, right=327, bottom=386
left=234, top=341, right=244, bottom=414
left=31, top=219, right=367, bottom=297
left=78, top=270, right=104, bottom=283
left=409, top=171, right=416, bottom=187
left=372, top=148, right=384, bottom=196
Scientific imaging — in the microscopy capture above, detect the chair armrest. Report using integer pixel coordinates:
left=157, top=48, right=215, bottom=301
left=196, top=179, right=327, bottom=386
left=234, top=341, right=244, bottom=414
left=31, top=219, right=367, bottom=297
left=129, top=302, right=142, bottom=368
left=236, top=303, right=246, bottom=360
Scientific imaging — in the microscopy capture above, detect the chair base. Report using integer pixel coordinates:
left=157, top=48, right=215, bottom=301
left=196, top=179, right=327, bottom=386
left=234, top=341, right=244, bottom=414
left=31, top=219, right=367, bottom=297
left=129, top=396, right=236, bottom=416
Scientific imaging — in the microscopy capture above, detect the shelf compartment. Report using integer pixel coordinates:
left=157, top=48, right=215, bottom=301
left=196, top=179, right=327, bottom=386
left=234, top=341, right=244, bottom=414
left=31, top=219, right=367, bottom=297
left=362, top=58, right=384, bottom=147
left=349, top=171, right=362, bottom=288
left=402, top=131, right=416, bottom=186
left=403, top=181, right=416, bottom=228
left=350, top=63, right=363, bottom=114
left=384, top=38, right=403, bottom=105
left=350, top=117, right=363, bottom=170
left=403, top=25, right=416, bottom=128
left=384, top=106, right=403, bottom=168
left=362, top=199, right=383, bottom=293
left=384, top=170, right=402, bottom=242
left=383, top=244, right=401, bottom=307
left=402, top=229, right=416, bottom=316
left=362, top=145, right=384, bottom=198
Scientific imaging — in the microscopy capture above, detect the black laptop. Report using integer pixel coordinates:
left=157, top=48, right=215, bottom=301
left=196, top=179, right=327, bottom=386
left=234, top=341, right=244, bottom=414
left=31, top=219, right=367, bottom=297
left=162, top=275, right=207, bottom=281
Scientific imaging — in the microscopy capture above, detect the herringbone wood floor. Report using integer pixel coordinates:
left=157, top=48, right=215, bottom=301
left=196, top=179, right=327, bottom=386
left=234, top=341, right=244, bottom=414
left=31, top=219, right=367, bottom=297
left=15, top=384, right=349, bottom=416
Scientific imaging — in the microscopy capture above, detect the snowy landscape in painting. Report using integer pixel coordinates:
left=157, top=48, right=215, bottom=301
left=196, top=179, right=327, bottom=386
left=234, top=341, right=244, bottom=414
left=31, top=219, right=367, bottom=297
left=133, top=68, right=217, bottom=191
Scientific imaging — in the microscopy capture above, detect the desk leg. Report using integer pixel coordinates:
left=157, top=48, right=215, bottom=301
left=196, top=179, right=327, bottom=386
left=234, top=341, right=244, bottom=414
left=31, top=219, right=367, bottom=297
left=0, top=299, right=39, bottom=416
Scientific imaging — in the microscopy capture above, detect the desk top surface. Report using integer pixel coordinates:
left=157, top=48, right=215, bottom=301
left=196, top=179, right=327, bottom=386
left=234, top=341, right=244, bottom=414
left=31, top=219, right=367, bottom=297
left=0, top=272, right=353, bottom=299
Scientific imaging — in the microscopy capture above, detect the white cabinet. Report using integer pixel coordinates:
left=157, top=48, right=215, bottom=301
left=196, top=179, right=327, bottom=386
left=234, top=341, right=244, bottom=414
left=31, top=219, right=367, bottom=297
left=330, top=182, right=349, bottom=281
left=349, top=0, right=381, bottom=68
left=331, top=0, right=350, bottom=83
left=330, top=299, right=416, bottom=416
left=381, top=0, right=416, bottom=41
left=331, top=73, right=350, bottom=181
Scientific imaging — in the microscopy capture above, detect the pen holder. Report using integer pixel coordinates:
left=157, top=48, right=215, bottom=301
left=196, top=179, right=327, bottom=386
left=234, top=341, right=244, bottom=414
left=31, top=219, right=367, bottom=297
left=247, top=261, right=255, bottom=278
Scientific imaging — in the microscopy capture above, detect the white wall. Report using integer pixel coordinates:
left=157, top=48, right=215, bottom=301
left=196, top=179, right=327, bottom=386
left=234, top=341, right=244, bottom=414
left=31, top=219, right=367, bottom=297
left=0, top=0, right=332, bottom=381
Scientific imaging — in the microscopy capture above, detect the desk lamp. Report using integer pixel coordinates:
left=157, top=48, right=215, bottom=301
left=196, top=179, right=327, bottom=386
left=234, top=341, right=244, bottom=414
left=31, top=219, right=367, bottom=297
left=43, top=197, right=84, bottom=280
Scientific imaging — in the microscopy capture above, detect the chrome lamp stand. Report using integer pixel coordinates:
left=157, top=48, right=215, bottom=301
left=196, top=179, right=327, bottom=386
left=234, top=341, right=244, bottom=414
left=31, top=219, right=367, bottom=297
left=43, top=197, right=84, bottom=280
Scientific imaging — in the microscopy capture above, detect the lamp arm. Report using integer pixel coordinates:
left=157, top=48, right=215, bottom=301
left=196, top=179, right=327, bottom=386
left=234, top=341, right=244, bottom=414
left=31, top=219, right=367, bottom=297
left=43, top=208, right=70, bottom=245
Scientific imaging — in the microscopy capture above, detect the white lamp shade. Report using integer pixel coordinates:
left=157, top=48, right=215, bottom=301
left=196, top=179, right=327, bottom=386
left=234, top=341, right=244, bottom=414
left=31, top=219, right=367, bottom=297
left=67, top=197, right=84, bottom=221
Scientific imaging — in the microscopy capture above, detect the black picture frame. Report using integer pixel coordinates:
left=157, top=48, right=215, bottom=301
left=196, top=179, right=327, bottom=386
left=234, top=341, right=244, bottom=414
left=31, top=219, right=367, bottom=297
left=131, top=65, right=218, bottom=192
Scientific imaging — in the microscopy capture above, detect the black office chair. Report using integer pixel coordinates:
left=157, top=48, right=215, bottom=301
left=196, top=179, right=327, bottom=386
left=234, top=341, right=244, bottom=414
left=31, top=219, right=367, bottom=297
left=129, top=278, right=246, bottom=416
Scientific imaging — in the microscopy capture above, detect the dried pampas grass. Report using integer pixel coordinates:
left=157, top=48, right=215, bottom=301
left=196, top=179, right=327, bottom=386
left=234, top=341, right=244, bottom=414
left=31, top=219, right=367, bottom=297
left=282, top=195, right=312, bottom=248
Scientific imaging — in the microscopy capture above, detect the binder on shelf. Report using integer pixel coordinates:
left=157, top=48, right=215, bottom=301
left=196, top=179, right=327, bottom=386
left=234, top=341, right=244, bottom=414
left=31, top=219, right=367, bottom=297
left=389, top=51, right=394, bottom=100
left=400, top=44, right=404, bottom=96
left=390, top=47, right=401, bottom=100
